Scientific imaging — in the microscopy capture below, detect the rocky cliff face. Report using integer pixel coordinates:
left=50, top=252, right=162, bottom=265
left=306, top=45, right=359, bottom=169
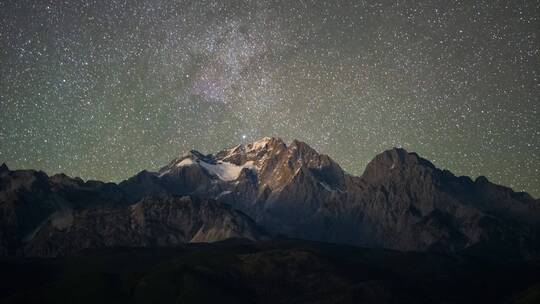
left=0, top=164, right=266, bottom=257
left=1, top=138, right=539, bottom=258
left=355, top=148, right=540, bottom=257
left=0, top=164, right=54, bottom=255
left=150, top=138, right=540, bottom=256
left=25, top=195, right=266, bottom=257
left=150, top=137, right=540, bottom=258
left=150, top=138, right=353, bottom=239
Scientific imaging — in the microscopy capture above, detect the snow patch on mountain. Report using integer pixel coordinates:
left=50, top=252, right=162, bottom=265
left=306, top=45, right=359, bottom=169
left=319, top=181, right=346, bottom=193
left=199, top=160, right=256, bottom=181
left=216, top=190, right=232, bottom=199
left=176, top=158, right=195, bottom=167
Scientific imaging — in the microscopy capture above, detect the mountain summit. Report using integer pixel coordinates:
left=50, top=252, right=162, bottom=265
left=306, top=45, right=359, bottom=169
left=1, top=137, right=539, bottom=258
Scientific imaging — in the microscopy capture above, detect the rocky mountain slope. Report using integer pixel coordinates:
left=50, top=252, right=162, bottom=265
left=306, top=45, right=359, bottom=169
left=1, top=137, right=539, bottom=258
left=0, top=165, right=265, bottom=256
left=0, top=165, right=116, bottom=255
left=25, top=195, right=266, bottom=257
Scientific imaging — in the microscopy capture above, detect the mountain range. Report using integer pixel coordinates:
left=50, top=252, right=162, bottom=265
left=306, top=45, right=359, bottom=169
left=1, top=137, right=539, bottom=259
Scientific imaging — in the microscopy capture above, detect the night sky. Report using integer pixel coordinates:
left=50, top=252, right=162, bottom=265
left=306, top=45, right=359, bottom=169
left=1, top=0, right=539, bottom=197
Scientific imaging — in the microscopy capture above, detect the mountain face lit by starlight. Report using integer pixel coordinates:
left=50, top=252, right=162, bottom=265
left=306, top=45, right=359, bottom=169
left=0, top=0, right=538, bottom=196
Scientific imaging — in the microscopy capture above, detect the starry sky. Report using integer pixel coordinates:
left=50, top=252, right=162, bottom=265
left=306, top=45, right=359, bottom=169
left=1, top=0, right=539, bottom=197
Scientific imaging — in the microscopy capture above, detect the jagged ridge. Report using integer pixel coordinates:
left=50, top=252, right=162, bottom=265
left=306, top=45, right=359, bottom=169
left=1, top=138, right=539, bottom=259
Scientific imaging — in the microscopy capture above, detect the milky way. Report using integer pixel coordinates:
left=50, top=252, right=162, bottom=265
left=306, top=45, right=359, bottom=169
left=1, top=0, right=539, bottom=196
